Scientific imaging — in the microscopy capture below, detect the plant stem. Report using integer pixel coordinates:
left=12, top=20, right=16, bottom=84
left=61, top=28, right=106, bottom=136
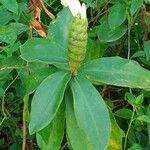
left=22, top=95, right=29, bottom=150
left=123, top=107, right=136, bottom=150
left=0, top=73, right=20, bottom=126
left=127, top=15, right=131, bottom=60
left=22, top=63, right=30, bottom=150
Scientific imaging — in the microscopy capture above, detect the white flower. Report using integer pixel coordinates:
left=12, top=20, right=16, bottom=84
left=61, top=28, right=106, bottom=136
left=61, top=0, right=86, bottom=19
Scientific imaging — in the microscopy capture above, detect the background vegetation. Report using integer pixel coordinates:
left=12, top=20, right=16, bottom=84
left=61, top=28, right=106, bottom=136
left=1, top=0, right=150, bottom=149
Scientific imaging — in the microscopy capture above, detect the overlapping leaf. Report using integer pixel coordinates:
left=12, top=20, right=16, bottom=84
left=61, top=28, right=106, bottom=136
left=36, top=103, right=65, bottom=150
left=29, top=71, right=71, bottom=134
left=0, top=56, right=25, bottom=71
left=81, top=57, right=150, bottom=90
left=65, top=90, right=96, bottom=150
left=48, top=8, right=73, bottom=49
left=20, top=38, right=68, bottom=70
left=70, top=76, right=111, bottom=150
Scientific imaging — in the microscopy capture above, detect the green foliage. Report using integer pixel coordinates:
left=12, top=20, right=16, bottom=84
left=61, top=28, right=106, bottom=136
left=108, top=2, right=127, bottom=29
left=20, top=38, right=68, bottom=69
left=36, top=103, right=65, bottom=150
left=0, top=0, right=18, bottom=14
left=70, top=76, right=111, bottom=149
left=1, top=0, right=150, bottom=149
left=144, top=40, right=150, bottom=60
left=108, top=112, right=123, bottom=150
left=81, top=57, right=150, bottom=89
left=98, top=19, right=127, bottom=42
left=130, top=0, right=143, bottom=16
left=65, top=91, right=96, bottom=150
left=29, top=71, right=71, bottom=134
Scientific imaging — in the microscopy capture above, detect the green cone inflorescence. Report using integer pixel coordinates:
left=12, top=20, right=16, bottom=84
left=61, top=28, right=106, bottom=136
left=68, top=16, right=88, bottom=76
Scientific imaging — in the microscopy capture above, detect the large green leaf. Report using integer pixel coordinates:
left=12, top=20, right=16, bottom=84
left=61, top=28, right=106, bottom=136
left=0, top=0, right=18, bottom=14
left=20, top=38, right=68, bottom=70
left=147, top=105, right=150, bottom=143
left=0, top=23, right=28, bottom=44
left=130, top=0, right=143, bottom=16
left=144, top=40, right=150, bottom=60
left=29, top=71, right=71, bottom=134
left=97, top=20, right=127, bottom=43
left=0, top=7, right=13, bottom=26
left=81, top=57, right=150, bottom=90
left=0, top=56, right=24, bottom=71
left=108, top=2, right=127, bottom=29
left=36, top=103, right=65, bottom=150
left=65, top=90, right=96, bottom=150
left=48, top=8, right=73, bottom=50
left=25, top=67, right=57, bottom=95
left=108, top=112, right=122, bottom=150
left=0, top=70, right=11, bottom=81
left=70, top=76, right=111, bottom=150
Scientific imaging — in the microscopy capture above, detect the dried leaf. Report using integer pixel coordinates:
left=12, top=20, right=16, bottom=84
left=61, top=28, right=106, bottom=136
left=30, top=19, right=47, bottom=37
left=28, top=0, right=55, bottom=21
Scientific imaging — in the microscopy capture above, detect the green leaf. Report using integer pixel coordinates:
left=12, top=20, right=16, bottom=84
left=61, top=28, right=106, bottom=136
left=144, top=40, right=150, bottom=60
left=130, top=0, right=143, bottom=16
left=128, top=144, right=142, bottom=150
left=0, top=0, right=18, bottom=14
left=137, top=115, right=150, bottom=123
left=114, top=108, right=133, bottom=119
left=65, top=90, right=96, bottom=150
left=20, top=38, right=68, bottom=70
left=108, top=111, right=122, bottom=150
left=29, top=71, right=71, bottom=134
left=82, top=0, right=97, bottom=8
left=70, top=76, right=111, bottom=150
left=147, top=105, right=150, bottom=143
left=145, top=0, right=150, bottom=4
left=48, top=8, right=73, bottom=50
left=0, top=70, right=10, bottom=81
left=0, top=23, right=28, bottom=44
left=108, top=3, right=127, bottom=28
left=25, top=67, right=57, bottom=95
left=135, top=94, right=144, bottom=105
left=0, top=7, right=13, bottom=26
left=0, top=88, right=4, bottom=97
left=125, top=93, right=144, bottom=107
left=0, top=26, right=16, bottom=44
left=98, top=20, right=127, bottom=42
left=0, top=56, right=25, bottom=71
left=81, top=57, right=150, bottom=90
left=36, top=103, right=65, bottom=150
left=125, top=92, right=136, bottom=106
left=9, top=23, right=28, bottom=35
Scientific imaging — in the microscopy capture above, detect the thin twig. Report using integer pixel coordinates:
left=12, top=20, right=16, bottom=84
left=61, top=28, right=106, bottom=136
left=0, top=73, right=20, bottom=126
left=101, top=85, right=108, bottom=97
left=22, top=63, right=30, bottom=150
left=39, top=0, right=55, bottom=20
left=123, top=107, right=136, bottom=150
left=22, top=96, right=29, bottom=150
left=127, top=15, right=131, bottom=60
left=61, top=143, right=68, bottom=150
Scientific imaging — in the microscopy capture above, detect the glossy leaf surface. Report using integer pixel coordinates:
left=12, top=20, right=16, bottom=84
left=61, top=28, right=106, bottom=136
left=65, top=90, right=96, bottom=150
left=70, top=76, right=111, bottom=150
left=36, top=103, right=65, bottom=150
left=20, top=38, right=68, bottom=70
left=29, top=71, right=71, bottom=134
left=48, top=8, right=73, bottom=50
left=0, top=0, right=18, bottom=14
left=108, top=112, right=122, bottom=150
left=0, top=56, right=24, bottom=71
left=108, top=2, right=127, bottom=28
left=81, top=57, right=150, bottom=90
